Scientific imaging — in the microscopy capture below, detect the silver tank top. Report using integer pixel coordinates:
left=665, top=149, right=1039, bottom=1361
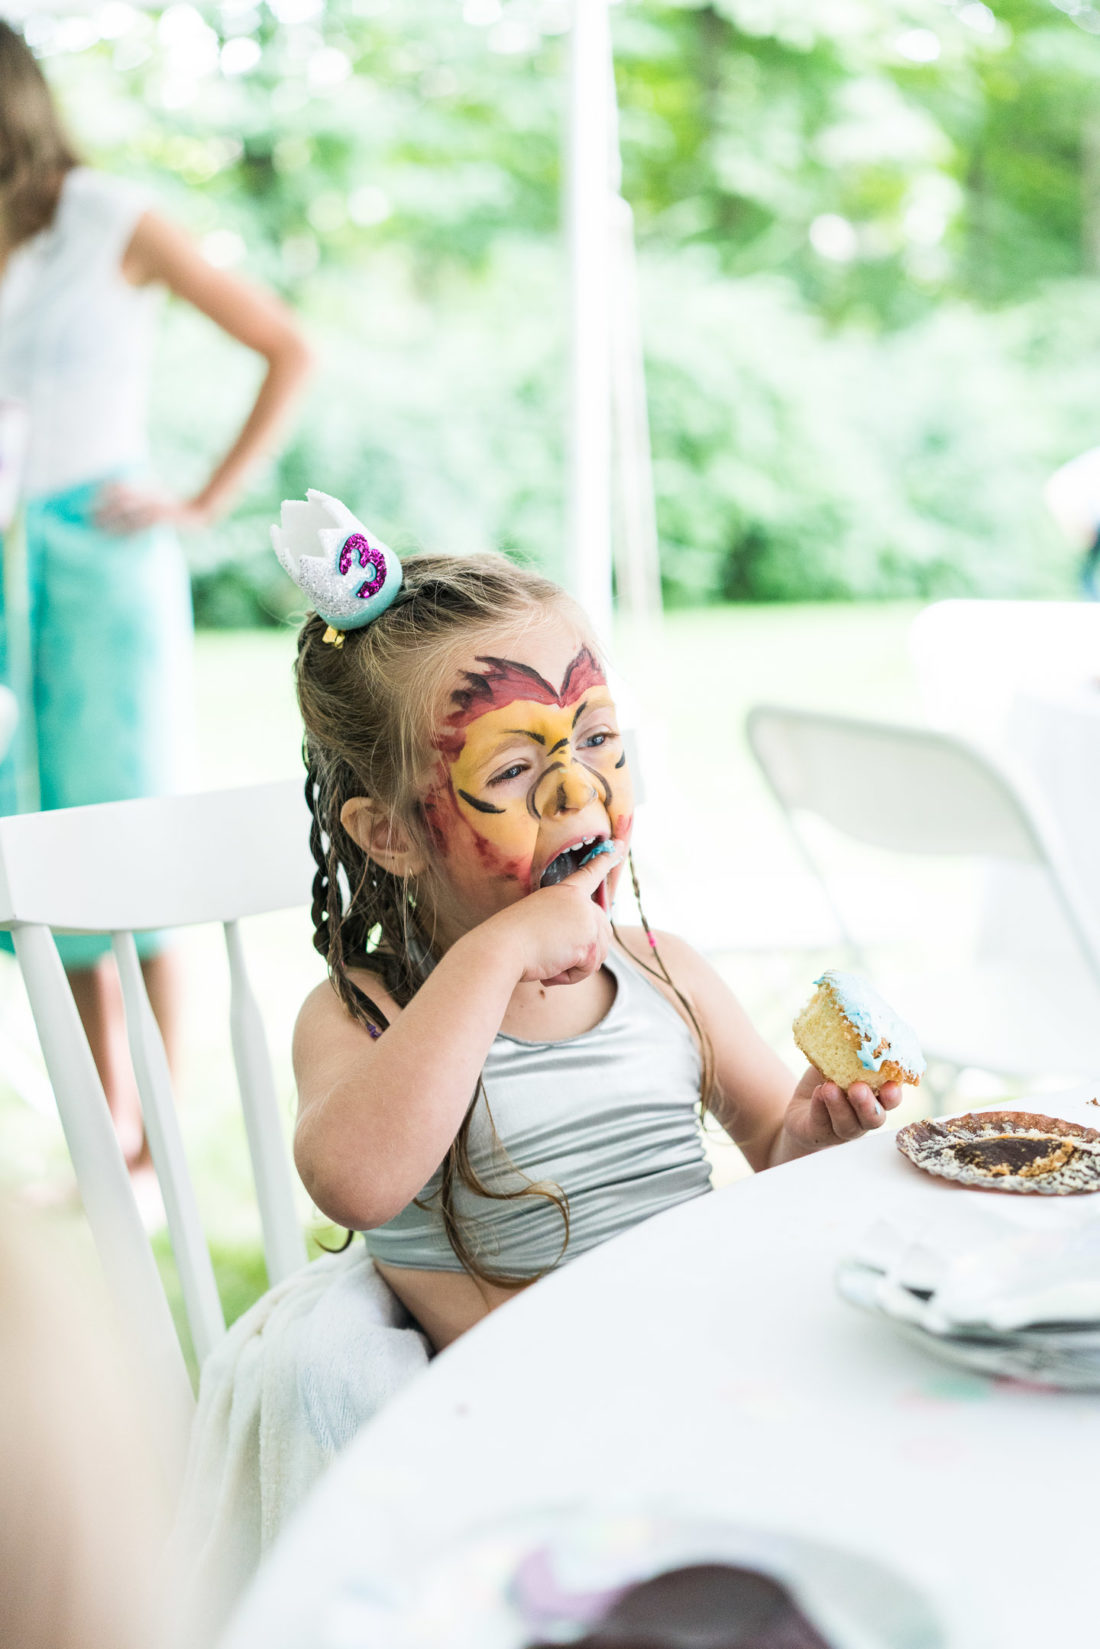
left=361, top=946, right=713, bottom=1277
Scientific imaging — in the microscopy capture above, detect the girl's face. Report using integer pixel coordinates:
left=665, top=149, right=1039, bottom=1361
left=416, top=610, right=634, bottom=945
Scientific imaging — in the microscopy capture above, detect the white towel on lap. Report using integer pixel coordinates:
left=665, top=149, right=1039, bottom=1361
left=167, top=1243, right=431, bottom=1646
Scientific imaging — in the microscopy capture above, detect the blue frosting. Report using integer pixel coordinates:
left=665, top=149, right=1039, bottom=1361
left=815, top=970, right=926, bottom=1077
left=579, top=840, right=615, bottom=867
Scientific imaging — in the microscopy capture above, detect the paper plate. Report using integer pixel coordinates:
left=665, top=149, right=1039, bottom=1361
left=837, top=1256, right=1100, bottom=1390
left=321, top=1506, right=953, bottom=1649
left=896, top=1111, right=1100, bottom=1195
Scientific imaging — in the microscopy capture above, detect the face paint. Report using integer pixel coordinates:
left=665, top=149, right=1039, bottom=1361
left=418, top=623, right=634, bottom=940
left=435, top=648, right=608, bottom=756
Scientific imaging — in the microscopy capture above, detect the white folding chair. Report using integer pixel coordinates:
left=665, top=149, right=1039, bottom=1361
left=745, top=705, right=1100, bottom=1097
left=909, top=599, right=1100, bottom=750
left=0, top=780, right=316, bottom=1462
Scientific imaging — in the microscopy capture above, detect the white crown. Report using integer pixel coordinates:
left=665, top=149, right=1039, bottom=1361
left=271, top=488, right=402, bottom=628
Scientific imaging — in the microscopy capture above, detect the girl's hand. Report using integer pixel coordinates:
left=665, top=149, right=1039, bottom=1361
left=776, top=1065, right=904, bottom=1158
left=94, top=481, right=214, bottom=535
left=485, top=844, right=625, bottom=988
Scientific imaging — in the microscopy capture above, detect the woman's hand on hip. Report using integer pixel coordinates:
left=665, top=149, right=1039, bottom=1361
left=94, top=481, right=214, bottom=535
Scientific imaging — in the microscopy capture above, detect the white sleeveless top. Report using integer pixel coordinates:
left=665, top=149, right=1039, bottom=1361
left=361, top=947, right=714, bottom=1278
left=0, top=167, right=157, bottom=500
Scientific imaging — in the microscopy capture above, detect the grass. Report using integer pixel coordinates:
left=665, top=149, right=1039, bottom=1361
left=0, top=599, right=937, bottom=1338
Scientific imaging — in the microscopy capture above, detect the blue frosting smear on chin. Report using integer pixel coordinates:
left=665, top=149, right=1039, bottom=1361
left=579, top=840, right=615, bottom=866
left=816, top=969, right=926, bottom=1077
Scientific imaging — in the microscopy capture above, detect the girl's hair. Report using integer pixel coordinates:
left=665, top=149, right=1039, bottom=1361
left=0, top=23, right=80, bottom=254
left=295, top=549, right=715, bottom=1282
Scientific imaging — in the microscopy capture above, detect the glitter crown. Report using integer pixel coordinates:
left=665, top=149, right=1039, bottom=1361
left=271, top=489, right=402, bottom=630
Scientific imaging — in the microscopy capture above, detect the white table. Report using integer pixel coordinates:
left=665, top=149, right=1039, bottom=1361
left=223, top=1091, right=1100, bottom=1649
left=1010, top=683, right=1100, bottom=927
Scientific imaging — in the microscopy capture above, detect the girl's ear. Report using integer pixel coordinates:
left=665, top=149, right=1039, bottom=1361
left=340, top=798, right=426, bottom=878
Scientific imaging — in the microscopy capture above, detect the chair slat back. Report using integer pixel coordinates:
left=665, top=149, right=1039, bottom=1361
left=10, top=924, right=194, bottom=1466
left=224, top=918, right=308, bottom=1283
left=112, top=931, right=226, bottom=1365
left=0, top=781, right=313, bottom=931
left=0, top=780, right=317, bottom=1431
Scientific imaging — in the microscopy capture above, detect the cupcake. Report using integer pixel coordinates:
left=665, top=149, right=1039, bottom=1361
left=793, top=971, right=924, bottom=1093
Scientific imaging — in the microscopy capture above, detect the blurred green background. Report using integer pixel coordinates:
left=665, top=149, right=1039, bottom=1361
left=21, top=0, right=1100, bottom=614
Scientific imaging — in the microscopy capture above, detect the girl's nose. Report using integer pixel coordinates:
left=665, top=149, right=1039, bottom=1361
left=538, top=759, right=597, bottom=817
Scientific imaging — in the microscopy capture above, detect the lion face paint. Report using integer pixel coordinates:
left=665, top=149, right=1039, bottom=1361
left=418, top=618, right=634, bottom=938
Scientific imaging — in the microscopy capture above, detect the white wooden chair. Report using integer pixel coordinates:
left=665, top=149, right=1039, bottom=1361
left=745, top=705, right=1100, bottom=1098
left=0, top=780, right=317, bottom=1460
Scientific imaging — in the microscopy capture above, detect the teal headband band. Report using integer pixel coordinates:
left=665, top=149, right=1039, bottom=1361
left=271, top=489, right=403, bottom=636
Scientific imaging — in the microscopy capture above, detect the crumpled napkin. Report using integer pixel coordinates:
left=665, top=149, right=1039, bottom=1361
left=849, top=1203, right=1100, bottom=1334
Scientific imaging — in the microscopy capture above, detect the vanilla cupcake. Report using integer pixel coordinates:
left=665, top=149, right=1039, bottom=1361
left=793, top=970, right=924, bottom=1092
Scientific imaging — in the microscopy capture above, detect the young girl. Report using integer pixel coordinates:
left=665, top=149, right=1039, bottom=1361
left=277, top=491, right=902, bottom=1354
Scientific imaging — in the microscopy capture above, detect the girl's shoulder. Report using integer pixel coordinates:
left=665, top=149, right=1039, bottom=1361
left=612, top=925, right=712, bottom=1022
left=297, top=959, right=399, bottom=1024
left=614, top=924, right=703, bottom=979
left=290, top=963, right=402, bottom=1094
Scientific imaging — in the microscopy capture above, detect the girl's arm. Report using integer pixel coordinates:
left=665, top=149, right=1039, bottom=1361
left=616, top=929, right=900, bottom=1173
left=96, top=209, right=313, bottom=533
left=293, top=849, right=622, bottom=1231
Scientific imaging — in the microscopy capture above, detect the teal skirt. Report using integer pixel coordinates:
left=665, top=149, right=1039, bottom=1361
left=0, top=474, right=194, bottom=967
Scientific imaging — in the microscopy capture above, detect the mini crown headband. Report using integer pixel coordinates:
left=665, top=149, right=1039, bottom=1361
left=271, top=488, right=403, bottom=646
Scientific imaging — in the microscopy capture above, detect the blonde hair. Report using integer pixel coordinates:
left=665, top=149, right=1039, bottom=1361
left=294, top=548, right=715, bottom=1281
left=297, top=551, right=583, bottom=1280
left=0, top=23, right=80, bottom=253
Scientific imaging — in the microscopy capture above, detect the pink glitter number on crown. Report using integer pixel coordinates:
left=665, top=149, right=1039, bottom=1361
left=338, top=532, right=388, bottom=601
left=356, top=550, right=386, bottom=600
left=339, top=532, right=371, bottom=576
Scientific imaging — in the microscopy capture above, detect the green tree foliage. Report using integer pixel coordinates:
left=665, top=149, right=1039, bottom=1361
left=24, top=0, right=1100, bottom=610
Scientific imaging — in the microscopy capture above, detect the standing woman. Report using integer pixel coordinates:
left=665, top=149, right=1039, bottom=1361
left=0, top=21, right=313, bottom=1177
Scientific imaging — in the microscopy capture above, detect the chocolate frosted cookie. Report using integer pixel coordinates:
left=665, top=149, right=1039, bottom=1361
left=897, top=1110, right=1100, bottom=1195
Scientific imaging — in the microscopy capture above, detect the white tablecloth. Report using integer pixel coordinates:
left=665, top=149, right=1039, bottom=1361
left=1010, top=683, right=1100, bottom=926
left=222, top=1090, right=1100, bottom=1649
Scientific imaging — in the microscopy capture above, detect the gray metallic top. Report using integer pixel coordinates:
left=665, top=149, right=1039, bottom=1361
left=361, top=946, right=714, bottom=1277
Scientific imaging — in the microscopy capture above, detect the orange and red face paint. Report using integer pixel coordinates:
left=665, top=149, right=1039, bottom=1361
left=419, top=646, right=633, bottom=900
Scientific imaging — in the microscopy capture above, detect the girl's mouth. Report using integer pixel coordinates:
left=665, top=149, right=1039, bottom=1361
left=537, top=833, right=611, bottom=897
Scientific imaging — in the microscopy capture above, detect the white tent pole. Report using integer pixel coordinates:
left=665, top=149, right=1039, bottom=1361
left=565, top=0, right=614, bottom=641
left=610, top=198, right=663, bottom=630
left=603, top=49, right=662, bottom=632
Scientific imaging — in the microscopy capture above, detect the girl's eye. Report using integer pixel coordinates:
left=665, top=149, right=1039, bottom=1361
left=581, top=730, right=615, bottom=750
left=489, top=762, right=528, bottom=786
